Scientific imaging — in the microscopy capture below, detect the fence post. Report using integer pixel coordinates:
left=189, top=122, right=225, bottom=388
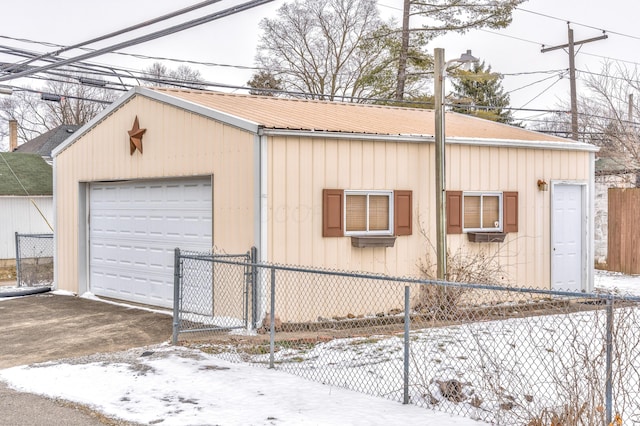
left=269, top=267, right=276, bottom=369
left=251, top=246, right=258, bottom=329
left=244, top=249, right=250, bottom=330
left=172, top=248, right=181, bottom=345
left=404, top=286, right=410, bottom=404
left=605, top=298, right=614, bottom=425
left=14, top=232, right=21, bottom=287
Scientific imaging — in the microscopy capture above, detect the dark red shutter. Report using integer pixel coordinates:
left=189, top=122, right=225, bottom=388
left=446, top=191, right=463, bottom=234
left=323, top=189, right=344, bottom=237
left=394, top=190, right=412, bottom=236
left=503, top=191, right=519, bottom=233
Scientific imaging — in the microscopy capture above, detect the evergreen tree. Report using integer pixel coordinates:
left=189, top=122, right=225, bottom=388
left=247, top=70, right=283, bottom=96
left=450, top=61, right=518, bottom=125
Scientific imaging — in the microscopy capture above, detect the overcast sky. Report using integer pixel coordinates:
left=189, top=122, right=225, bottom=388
left=1, top=0, right=638, bottom=147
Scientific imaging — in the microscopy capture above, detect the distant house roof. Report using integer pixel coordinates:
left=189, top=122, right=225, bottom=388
left=14, top=125, right=80, bottom=160
left=0, top=153, right=53, bottom=196
left=595, top=156, right=640, bottom=176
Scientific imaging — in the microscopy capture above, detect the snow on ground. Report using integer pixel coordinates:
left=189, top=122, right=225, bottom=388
left=0, top=344, right=485, bottom=426
left=594, top=269, right=640, bottom=296
left=0, top=270, right=638, bottom=425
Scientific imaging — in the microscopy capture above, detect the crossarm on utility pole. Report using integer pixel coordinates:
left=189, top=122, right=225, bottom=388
left=541, top=27, right=608, bottom=141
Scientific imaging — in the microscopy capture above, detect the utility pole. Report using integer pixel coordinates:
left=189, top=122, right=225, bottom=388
left=433, top=48, right=477, bottom=281
left=542, top=26, right=608, bottom=141
left=395, top=0, right=411, bottom=100
left=434, top=48, right=446, bottom=280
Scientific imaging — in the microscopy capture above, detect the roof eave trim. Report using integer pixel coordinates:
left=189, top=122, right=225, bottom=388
left=261, top=129, right=600, bottom=152
left=261, top=129, right=431, bottom=143
left=446, top=136, right=600, bottom=152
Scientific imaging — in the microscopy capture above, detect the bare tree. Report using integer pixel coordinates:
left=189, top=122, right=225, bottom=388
left=143, top=62, right=205, bottom=89
left=255, top=0, right=402, bottom=102
left=0, top=77, right=117, bottom=149
left=43, top=78, right=118, bottom=127
left=531, top=61, right=640, bottom=174
left=581, top=62, right=640, bottom=165
left=537, top=62, right=640, bottom=164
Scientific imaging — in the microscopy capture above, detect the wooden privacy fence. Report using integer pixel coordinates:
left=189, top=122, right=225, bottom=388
left=608, top=188, right=640, bottom=274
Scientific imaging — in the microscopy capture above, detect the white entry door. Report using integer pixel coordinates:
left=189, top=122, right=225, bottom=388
left=89, top=178, right=212, bottom=307
left=551, top=183, right=584, bottom=292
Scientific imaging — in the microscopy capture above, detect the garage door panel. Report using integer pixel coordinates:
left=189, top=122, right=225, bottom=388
left=90, top=178, right=212, bottom=308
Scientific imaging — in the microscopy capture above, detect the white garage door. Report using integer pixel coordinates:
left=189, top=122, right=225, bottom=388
left=89, top=178, right=212, bottom=307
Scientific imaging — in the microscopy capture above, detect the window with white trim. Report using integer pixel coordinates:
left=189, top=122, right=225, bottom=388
left=344, top=190, right=394, bottom=235
left=463, top=192, right=503, bottom=232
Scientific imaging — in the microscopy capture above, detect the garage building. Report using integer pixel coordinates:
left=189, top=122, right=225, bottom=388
left=53, top=87, right=597, bottom=310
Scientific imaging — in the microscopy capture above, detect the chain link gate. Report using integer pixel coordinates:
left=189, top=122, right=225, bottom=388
left=172, top=247, right=257, bottom=342
left=14, top=232, right=54, bottom=287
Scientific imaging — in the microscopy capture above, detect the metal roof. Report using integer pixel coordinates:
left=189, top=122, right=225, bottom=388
left=153, top=88, right=574, bottom=143
left=53, top=87, right=598, bottom=158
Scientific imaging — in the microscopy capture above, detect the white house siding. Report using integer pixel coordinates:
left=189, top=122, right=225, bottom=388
left=0, top=196, right=53, bottom=262
left=54, top=95, right=256, bottom=295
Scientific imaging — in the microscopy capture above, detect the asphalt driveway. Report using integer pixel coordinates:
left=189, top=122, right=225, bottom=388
left=0, top=292, right=173, bottom=369
left=0, top=292, right=172, bottom=425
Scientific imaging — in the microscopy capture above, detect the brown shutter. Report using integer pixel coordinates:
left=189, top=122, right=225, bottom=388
left=323, top=189, right=344, bottom=237
left=394, top=190, right=412, bottom=236
left=446, top=191, right=463, bottom=234
left=503, top=191, right=519, bottom=233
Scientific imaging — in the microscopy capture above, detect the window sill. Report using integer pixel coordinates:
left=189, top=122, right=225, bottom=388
left=467, top=232, right=507, bottom=243
left=350, top=236, right=396, bottom=248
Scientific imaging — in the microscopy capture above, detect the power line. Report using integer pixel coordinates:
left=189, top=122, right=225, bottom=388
left=0, top=0, right=274, bottom=83
left=4, top=85, right=113, bottom=104
left=578, top=51, right=640, bottom=68
left=477, top=28, right=542, bottom=46
left=500, top=69, right=567, bottom=77
left=516, top=7, right=640, bottom=42
left=4, top=52, right=632, bottom=120
left=476, top=28, right=640, bottom=72
left=517, top=76, right=566, bottom=110
left=576, top=68, right=640, bottom=85
left=0, top=151, right=54, bottom=230
left=505, top=71, right=568, bottom=94
left=0, top=34, right=260, bottom=73
left=1, top=0, right=225, bottom=73
left=2, top=21, right=631, bottom=86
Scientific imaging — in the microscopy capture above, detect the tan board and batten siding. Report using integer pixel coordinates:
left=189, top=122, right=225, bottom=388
left=159, top=89, right=591, bottom=289
left=54, top=94, right=256, bottom=293
left=266, top=136, right=591, bottom=288
left=54, top=87, right=595, bottom=319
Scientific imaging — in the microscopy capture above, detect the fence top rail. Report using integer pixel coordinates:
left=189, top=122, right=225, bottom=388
left=179, top=252, right=249, bottom=260
left=15, top=233, right=54, bottom=238
left=177, top=250, right=640, bottom=303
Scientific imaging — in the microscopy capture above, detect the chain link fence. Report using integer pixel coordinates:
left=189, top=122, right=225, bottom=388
left=174, top=251, right=640, bottom=426
left=172, top=248, right=257, bottom=342
left=15, top=233, right=54, bottom=287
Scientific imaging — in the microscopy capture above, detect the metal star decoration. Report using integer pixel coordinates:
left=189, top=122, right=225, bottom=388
left=128, top=116, right=146, bottom=155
